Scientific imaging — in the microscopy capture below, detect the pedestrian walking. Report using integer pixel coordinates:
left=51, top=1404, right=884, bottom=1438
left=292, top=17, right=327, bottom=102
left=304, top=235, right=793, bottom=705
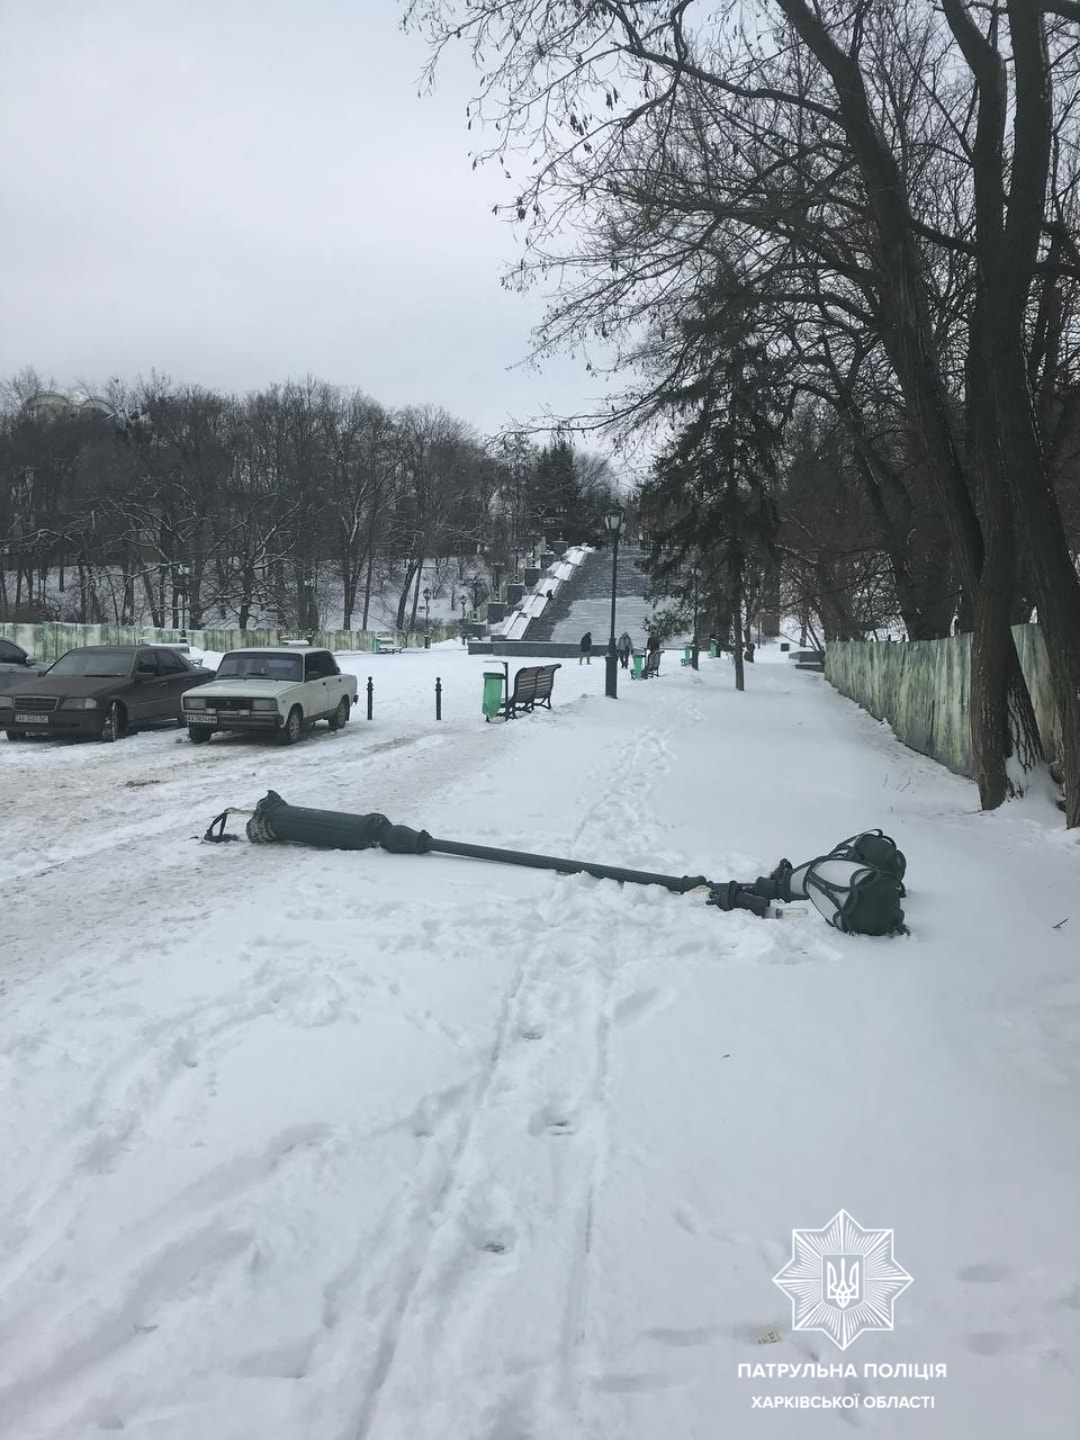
left=617, top=631, right=632, bottom=669
left=647, top=632, right=661, bottom=656
left=579, top=631, right=593, bottom=665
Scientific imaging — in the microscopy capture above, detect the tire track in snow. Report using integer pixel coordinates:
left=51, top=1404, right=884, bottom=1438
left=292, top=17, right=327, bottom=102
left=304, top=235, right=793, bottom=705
left=549, top=713, right=686, bottom=1437
left=0, top=962, right=334, bottom=1305
left=1, top=718, right=512, bottom=996
left=0, top=725, right=437, bottom=887
left=337, top=704, right=695, bottom=1439
left=332, top=904, right=552, bottom=1439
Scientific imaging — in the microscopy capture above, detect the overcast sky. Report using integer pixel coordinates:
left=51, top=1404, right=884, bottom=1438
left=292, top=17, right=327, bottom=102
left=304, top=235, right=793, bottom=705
left=0, top=0, right=613, bottom=440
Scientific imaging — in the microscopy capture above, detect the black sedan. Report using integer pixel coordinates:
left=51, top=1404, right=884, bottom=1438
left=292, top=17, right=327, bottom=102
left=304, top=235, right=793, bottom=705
left=0, top=645, right=215, bottom=742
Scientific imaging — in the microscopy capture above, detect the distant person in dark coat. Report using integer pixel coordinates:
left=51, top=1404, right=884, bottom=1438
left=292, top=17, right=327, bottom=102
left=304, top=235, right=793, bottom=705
left=579, top=631, right=593, bottom=665
left=617, top=631, right=632, bottom=669
left=647, top=633, right=661, bottom=656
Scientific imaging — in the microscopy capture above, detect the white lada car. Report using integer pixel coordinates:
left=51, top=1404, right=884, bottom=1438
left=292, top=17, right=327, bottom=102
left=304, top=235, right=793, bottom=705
left=183, top=646, right=358, bottom=744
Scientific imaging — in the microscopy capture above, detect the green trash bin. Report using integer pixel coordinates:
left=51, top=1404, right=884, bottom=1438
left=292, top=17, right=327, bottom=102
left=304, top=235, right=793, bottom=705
left=709, top=641, right=718, bottom=658
left=482, top=669, right=506, bottom=720
left=683, top=644, right=693, bottom=664
left=632, top=651, right=645, bottom=679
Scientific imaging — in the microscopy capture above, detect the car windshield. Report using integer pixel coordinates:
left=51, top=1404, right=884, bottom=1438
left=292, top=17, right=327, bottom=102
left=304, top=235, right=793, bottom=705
left=216, top=653, right=303, bottom=683
left=48, top=650, right=133, bottom=678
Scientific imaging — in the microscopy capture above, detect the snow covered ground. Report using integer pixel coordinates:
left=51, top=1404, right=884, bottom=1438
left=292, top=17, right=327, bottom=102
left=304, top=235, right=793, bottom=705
left=1, top=645, right=1078, bottom=1439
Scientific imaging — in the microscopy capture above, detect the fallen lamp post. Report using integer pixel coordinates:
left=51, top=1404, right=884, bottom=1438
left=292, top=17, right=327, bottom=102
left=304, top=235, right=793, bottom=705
left=203, top=793, right=906, bottom=936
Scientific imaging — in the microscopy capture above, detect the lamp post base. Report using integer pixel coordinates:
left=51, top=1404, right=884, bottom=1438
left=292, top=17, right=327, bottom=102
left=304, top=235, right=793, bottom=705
left=605, top=648, right=619, bottom=699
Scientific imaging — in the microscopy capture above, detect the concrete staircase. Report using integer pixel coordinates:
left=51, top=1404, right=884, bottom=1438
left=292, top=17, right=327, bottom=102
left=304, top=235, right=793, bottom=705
left=526, top=547, right=656, bottom=648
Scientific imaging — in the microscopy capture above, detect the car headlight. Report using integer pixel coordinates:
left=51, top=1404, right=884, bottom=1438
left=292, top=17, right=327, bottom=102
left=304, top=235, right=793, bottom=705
left=251, top=699, right=278, bottom=711
left=60, top=697, right=98, bottom=710
left=184, top=697, right=206, bottom=710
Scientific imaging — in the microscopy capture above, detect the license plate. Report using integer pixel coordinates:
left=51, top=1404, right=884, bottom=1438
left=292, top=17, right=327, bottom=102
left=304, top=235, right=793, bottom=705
left=188, top=714, right=215, bottom=724
left=14, top=713, right=49, bottom=724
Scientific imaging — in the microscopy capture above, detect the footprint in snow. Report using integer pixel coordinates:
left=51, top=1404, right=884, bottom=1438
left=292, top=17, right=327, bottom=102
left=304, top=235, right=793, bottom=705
left=529, top=1090, right=585, bottom=1136
left=410, top=1083, right=468, bottom=1138
left=613, top=986, right=674, bottom=1028
left=644, top=1325, right=722, bottom=1348
left=234, top=1336, right=317, bottom=1379
left=957, top=1262, right=1012, bottom=1283
left=591, top=1372, right=676, bottom=1393
left=464, top=1185, right=518, bottom=1255
left=967, top=1332, right=1019, bottom=1355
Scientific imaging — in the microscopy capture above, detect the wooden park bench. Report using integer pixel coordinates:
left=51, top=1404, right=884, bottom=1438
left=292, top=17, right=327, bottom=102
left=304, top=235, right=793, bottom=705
left=640, top=648, right=662, bottom=679
left=503, top=663, right=561, bottom=718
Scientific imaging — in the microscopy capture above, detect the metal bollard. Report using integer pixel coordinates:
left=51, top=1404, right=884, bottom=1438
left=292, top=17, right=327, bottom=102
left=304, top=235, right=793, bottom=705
left=366, top=676, right=373, bottom=720
left=435, top=676, right=442, bottom=720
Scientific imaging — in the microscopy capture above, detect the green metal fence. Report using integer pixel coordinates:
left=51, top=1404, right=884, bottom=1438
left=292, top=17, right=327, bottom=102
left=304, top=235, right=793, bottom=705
left=0, top=620, right=461, bottom=661
left=824, top=624, right=1060, bottom=776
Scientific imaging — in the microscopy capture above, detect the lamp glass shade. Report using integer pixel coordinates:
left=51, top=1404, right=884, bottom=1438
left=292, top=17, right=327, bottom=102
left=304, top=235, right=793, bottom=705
left=789, top=856, right=905, bottom=936
left=603, top=505, right=624, bottom=535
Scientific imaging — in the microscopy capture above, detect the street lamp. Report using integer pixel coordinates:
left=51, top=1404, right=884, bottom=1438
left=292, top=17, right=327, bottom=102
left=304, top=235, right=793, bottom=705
left=423, top=586, right=431, bottom=649
left=603, top=503, right=625, bottom=699
left=207, top=795, right=907, bottom=938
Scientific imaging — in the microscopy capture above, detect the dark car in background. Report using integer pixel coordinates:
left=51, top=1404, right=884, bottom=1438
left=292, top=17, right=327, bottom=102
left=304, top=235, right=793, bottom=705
left=0, top=637, right=49, bottom=690
left=0, top=645, right=215, bottom=742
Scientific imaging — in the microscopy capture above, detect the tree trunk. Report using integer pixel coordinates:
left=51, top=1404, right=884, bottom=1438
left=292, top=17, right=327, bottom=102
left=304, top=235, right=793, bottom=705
left=189, top=567, right=204, bottom=629
left=361, top=557, right=375, bottom=632
left=968, top=582, right=1011, bottom=811
left=409, top=560, right=424, bottom=631
left=991, top=343, right=1080, bottom=825
left=732, top=567, right=745, bottom=693
left=142, top=570, right=163, bottom=628
left=360, top=492, right=382, bottom=632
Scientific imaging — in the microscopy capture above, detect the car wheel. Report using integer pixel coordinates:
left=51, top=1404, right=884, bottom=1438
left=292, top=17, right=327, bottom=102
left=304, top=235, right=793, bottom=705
left=188, top=726, right=212, bottom=744
left=328, top=696, right=350, bottom=730
left=280, top=705, right=303, bottom=745
left=100, top=701, right=125, bottom=743
left=6, top=730, right=26, bottom=741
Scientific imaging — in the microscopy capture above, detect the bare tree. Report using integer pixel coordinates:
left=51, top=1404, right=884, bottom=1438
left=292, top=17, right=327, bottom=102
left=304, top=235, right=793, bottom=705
left=407, top=0, right=1080, bottom=822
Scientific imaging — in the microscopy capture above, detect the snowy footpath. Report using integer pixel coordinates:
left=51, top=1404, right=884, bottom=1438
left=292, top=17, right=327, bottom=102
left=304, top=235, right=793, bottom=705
left=1, top=646, right=1077, bottom=1439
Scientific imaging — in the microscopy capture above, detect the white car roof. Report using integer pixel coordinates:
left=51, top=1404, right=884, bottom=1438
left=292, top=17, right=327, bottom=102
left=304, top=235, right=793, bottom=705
left=225, top=646, right=325, bottom=655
